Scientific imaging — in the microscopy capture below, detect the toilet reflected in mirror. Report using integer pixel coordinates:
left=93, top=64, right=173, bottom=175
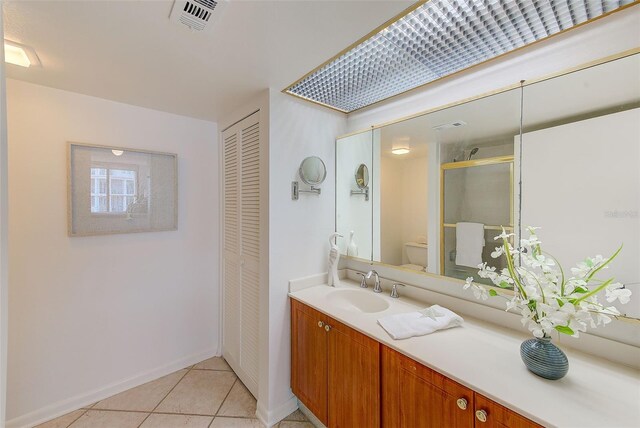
left=402, top=241, right=428, bottom=272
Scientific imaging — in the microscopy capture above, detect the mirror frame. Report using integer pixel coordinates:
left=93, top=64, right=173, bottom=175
left=298, top=156, right=327, bottom=186
left=334, top=48, right=640, bottom=323
left=354, top=163, right=369, bottom=189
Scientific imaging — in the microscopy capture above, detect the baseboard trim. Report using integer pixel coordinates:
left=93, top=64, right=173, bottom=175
left=297, top=400, right=325, bottom=428
left=6, top=346, right=218, bottom=428
left=256, top=395, right=298, bottom=428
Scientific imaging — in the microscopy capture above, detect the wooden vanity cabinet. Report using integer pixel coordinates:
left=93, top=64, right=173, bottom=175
left=291, top=299, right=380, bottom=427
left=382, top=345, right=474, bottom=428
left=382, top=346, right=541, bottom=428
left=474, top=394, right=542, bottom=428
left=291, top=299, right=329, bottom=423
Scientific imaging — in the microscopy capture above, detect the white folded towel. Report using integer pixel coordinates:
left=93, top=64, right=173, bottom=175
left=455, top=222, right=485, bottom=268
left=377, top=305, right=464, bottom=340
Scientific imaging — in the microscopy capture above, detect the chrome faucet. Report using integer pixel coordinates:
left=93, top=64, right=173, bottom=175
left=357, top=272, right=367, bottom=288
left=366, top=270, right=382, bottom=293
left=390, top=283, right=405, bottom=299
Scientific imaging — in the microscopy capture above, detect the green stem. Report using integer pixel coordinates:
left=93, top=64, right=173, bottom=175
left=543, top=251, right=565, bottom=296
left=574, top=278, right=614, bottom=304
left=585, top=245, right=623, bottom=283
left=503, top=237, right=527, bottom=300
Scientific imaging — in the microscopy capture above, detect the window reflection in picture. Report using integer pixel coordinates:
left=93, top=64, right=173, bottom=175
left=69, top=143, right=176, bottom=236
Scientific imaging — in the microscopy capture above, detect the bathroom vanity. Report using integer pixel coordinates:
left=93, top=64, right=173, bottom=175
left=289, top=276, right=640, bottom=428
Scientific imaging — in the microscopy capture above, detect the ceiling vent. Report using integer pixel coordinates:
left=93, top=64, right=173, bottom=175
left=432, top=121, right=467, bottom=131
left=169, top=0, right=225, bottom=32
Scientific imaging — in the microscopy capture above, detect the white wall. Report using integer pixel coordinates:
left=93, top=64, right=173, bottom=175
left=380, top=156, right=403, bottom=265
left=0, top=11, right=9, bottom=428
left=6, top=80, right=219, bottom=427
left=379, top=155, right=428, bottom=266
left=346, top=6, right=640, bottom=131
left=267, top=90, right=346, bottom=423
left=520, top=109, right=640, bottom=319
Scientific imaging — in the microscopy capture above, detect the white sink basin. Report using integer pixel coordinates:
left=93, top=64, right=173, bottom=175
left=327, top=289, right=390, bottom=314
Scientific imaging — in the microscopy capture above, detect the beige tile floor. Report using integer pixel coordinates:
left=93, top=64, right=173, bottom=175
left=35, top=357, right=313, bottom=428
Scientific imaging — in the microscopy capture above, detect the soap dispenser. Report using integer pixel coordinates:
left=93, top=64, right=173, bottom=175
left=328, top=232, right=343, bottom=287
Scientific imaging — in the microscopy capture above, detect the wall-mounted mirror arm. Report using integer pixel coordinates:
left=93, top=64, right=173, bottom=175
left=292, top=181, right=322, bottom=200
left=350, top=187, right=369, bottom=201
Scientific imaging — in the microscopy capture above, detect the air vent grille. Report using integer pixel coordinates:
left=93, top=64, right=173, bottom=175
left=433, top=120, right=467, bottom=131
left=194, top=0, right=217, bottom=9
left=170, top=0, right=222, bottom=32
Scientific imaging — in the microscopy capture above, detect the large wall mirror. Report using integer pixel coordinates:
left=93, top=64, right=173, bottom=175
left=336, top=52, right=639, bottom=320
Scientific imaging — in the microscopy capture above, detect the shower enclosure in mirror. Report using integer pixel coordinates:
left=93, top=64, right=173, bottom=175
left=441, top=157, right=513, bottom=281
left=336, top=50, right=640, bottom=322
left=373, top=88, right=520, bottom=284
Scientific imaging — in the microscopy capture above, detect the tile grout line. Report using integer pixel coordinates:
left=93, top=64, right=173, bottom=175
left=135, top=364, right=193, bottom=428
left=53, top=358, right=235, bottom=428
left=63, top=407, right=91, bottom=428
left=208, top=377, right=238, bottom=428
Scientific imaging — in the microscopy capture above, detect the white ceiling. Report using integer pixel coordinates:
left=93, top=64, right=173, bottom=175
left=3, top=0, right=413, bottom=122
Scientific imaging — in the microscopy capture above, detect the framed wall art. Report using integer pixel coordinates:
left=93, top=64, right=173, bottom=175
left=68, top=143, right=177, bottom=236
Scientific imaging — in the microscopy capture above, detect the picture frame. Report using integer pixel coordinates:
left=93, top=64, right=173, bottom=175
left=68, top=142, right=178, bottom=236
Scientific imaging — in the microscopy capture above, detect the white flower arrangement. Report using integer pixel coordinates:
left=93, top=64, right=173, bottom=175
left=464, top=227, right=631, bottom=339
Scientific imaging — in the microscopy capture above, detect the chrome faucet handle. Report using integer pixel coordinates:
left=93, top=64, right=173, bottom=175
left=366, top=270, right=382, bottom=293
left=357, top=272, right=367, bottom=288
left=390, top=283, right=405, bottom=298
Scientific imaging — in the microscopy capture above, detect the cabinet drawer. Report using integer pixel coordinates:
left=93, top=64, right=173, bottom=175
left=399, top=354, right=472, bottom=402
left=474, top=393, right=542, bottom=428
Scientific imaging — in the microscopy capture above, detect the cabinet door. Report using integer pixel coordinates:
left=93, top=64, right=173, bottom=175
left=474, top=394, right=542, bottom=428
left=327, top=317, right=380, bottom=428
left=291, top=299, right=328, bottom=424
left=382, top=346, right=474, bottom=428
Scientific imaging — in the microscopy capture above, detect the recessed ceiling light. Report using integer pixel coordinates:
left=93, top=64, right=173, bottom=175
left=285, top=0, right=635, bottom=113
left=392, top=148, right=410, bottom=155
left=4, top=40, right=41, bottom=68
left=111, top=150, right=124, bottom=156
left=392, top=137, right=411, bottom=155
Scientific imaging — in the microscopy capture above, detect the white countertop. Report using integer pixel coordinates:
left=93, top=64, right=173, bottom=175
left=289, top=278, right=640, bottom=428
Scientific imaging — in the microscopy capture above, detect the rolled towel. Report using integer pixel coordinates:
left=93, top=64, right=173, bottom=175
left=377, top=305, right=464, bottom=340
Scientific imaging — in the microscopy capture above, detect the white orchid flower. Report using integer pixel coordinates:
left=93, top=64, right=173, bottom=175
left=471, top=284, right=489, bottom=300
left=491, top=246, right=504, bottom=258
left=505, top=297, right=519, bottom=312
left=463, top=277, right=474, bottom=290
left=495, top=229, right=514, bottom=241
left=595, top=312, right=612, bottom=326
left=605, top=283, right=632, bottom=304
left=463, top=227, right=630, bottom=339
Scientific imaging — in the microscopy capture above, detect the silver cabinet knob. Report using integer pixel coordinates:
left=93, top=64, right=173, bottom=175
left=324, top=324, right=332, bottom=332
left=456, top=398, right=467, bottom=410
left=475, top=409, right=487, bottom=423
left=317, top=321, right=324, bottom=328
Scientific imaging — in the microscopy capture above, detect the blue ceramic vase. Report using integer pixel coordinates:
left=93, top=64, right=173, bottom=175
left=520, top=335, right=569, bottom=380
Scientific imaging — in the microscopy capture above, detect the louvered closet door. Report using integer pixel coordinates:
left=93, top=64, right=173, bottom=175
left=223, top=131, right=240, bottom=367
left=221, top=112, right=260, bottom=397
left=239, top=122, right=260, bottom=387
